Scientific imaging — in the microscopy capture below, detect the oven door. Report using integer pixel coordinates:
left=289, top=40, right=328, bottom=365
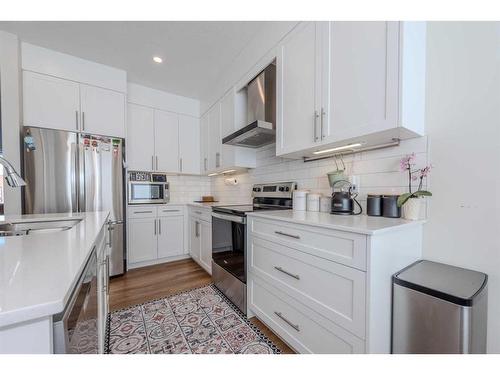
left=53, top=249, right=98, bottom=354
left=211, top=212, right=246, bottom=284
left=128, top=182, right=167, bottom=204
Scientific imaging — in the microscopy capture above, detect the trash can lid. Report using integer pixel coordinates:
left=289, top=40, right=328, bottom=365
left=393, top=260, right=488, bottom=306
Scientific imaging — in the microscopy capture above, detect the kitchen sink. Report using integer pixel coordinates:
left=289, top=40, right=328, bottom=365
left=0, top=219, right=82, bottom=237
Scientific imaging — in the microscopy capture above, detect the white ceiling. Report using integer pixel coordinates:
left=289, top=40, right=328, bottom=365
left=0, top=21, right=291, bottom=100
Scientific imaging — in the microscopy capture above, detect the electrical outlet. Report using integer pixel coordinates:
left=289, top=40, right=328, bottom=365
left=349, top=175, right=359, bottom=193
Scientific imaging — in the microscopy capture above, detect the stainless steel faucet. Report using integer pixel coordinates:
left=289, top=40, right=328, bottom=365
left=0, top=155, right=26, bottom=187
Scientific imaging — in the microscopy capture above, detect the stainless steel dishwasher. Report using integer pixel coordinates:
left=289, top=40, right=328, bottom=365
left=392, top=260, right=488, bottom=354
left=53, top=248, right=98, bottom=354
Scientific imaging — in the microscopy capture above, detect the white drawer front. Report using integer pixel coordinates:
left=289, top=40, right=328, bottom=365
left=249, top=277, right=365, bottom=354
left=157, top=205, right=184, bottom=217
left=249, top=237, right=366, bottom=338
left=250, top=217, right=367, bottom=270
left=188, top=206, right=212, bottom=222
left=128, top=206, right=157, bottom=219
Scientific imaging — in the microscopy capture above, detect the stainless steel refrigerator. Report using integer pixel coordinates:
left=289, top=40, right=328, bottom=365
left=23, top=126, right=126, bottom=276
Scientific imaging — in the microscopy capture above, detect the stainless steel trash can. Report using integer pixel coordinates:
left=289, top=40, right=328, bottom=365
left=392, top=260, right=488, bottom=354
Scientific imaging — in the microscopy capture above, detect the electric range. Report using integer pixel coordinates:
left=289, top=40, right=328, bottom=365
left=211, top=182, right=296, bottom=314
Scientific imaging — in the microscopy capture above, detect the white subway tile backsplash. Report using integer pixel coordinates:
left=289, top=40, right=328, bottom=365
left=211, top=138, right=430, bottom=218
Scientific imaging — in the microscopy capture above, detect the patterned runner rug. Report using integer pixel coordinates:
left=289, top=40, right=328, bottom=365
left=107, top=284, right=280, bottom=354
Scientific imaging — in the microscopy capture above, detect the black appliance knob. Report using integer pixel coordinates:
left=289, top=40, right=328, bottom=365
left=285, top=187, right=290, bottom=192
left=279, top=186, right=285, bottom=192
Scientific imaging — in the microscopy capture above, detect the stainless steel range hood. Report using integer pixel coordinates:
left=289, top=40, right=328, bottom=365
left=222, top=63, right=276, bottom=148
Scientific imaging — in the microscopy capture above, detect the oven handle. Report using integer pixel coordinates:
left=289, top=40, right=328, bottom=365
left=211, top=212, right=246, bottom=224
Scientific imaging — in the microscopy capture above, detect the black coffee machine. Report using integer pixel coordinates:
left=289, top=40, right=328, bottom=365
left=331, top=180, right=362, bottom=215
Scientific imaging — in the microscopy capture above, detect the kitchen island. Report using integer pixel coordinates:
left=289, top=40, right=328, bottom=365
left=0, top=211, right=110, bottom=354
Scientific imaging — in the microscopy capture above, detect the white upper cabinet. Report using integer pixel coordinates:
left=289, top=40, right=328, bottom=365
left=127, top=103, right=201, bottom=174
left=200, top=113, right=210, bottom=174
left=276, top=21, right=426, bottom=158
left=127, top=103, right=155, bottom=171
left=207, top=103, right=221, bottom=171
left=319, top=22, right=399, bottom=143
left=179, top=115, right=201, bottom=174
left=276, top=22, right=320, bottom=156
left=80, top=84, right=126, bottom=138
left=23, top=71, right=126, bottom=138
left=220, top=88, right=236, bottom=138
left=154, top=110, right=180, bottom=173
left=23, top=71, right=80, bottom=132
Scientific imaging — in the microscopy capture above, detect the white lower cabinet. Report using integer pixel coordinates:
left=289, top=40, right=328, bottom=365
left=128, top=217, right=157, bottom=263
left=157, top=215, right=184, bottom=259
left=247, top=215, right=424, bottom=354
left=188, top=206, right=212, bottom=274
left=249, top=276, right=365, bottom=354
left=127, top=205, right=187, bottom=269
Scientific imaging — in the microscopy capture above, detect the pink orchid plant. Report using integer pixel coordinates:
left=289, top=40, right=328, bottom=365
left=397, top=153, right=432, bottom=207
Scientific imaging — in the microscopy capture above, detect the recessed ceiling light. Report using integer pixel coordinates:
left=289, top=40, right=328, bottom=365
left=153, top=56, right=163, bottom=63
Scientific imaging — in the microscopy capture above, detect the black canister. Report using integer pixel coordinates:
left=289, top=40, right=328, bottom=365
left=367, top=194, right=382, bottom=216
left=382, top=195, right=401, bottom=218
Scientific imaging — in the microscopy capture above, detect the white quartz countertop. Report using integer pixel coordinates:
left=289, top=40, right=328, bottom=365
left=247, top=210, right=425, bottom=235
left=0, top=211, right=110, bottom=328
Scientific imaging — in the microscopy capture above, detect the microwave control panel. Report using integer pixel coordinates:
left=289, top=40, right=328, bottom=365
left=129, top=171, right=151, bottom=182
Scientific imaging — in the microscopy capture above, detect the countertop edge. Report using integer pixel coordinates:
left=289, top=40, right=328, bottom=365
left=246, top=211, right=426, bottom=235
left=0, top=211, right=110, bottom=329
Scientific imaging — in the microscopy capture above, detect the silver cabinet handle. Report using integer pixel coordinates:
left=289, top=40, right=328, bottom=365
left=179, top=158, right=183, bottom=172
left=162, top=209, right=180, bottom=212
left=204, top=158, right=207, bottom=171
left=151, top=155, right=154, bottom=170
left=158, top=219, right=161, bottom=235
left=154, top=219, right=157, bottom=235
left=156, top=156, right=159, bottom=171
left=215, top=152, right=220, bottom=168
left=274, top=266, right=300, bottom=280
left=195, top=221, right=200, bottom=237
left=275, top=230, right=300, bottom=239
left=320, top=107, right=326, bottom=139
left=75, top=110, right=79, bottom=130
left=133, top=210, right=153, bottom=214
left=274, top=311, right=300, bottom=332
left=313, top=110, right=319, bottom=141
left=82, top=111, right=85, bottom=131
left=194, top=211, right=202, bottom=215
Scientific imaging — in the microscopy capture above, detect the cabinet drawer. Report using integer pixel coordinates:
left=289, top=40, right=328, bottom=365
left=188, top=206, right=212, bottom=222
left=249, top=237, right=366, bottom=338
left=249, top=276, right=365, bottom=353
left=128, top=206, right=157, bottom=219
left=157, top=205, right=184, bottom=217
left=250, top=217, right=367, bottom=270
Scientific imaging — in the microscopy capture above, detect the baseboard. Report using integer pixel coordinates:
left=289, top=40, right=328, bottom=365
left=127, top=254, right=191, bottom=270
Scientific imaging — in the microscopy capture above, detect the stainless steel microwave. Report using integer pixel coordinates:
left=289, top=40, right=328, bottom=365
left=128, top=171, right=169, bottom=204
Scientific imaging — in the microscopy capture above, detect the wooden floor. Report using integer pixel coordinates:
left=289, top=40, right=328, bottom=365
left=109, top=258, right=294, bottom=353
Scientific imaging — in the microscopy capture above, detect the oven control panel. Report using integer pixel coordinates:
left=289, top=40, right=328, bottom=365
left=252, top=182, right=297, bottom=198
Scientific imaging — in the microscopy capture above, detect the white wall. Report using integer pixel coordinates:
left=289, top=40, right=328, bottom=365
left=423, top=22, right=500, bottom=353
left=0, top=31, right=22, bottom=215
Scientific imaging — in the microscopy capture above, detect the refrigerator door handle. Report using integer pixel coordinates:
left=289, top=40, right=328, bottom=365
left=78, top=142, right=86, bottom=212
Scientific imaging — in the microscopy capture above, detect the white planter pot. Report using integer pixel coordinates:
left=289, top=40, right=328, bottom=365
left=402, top=198, right=421, bottom=220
